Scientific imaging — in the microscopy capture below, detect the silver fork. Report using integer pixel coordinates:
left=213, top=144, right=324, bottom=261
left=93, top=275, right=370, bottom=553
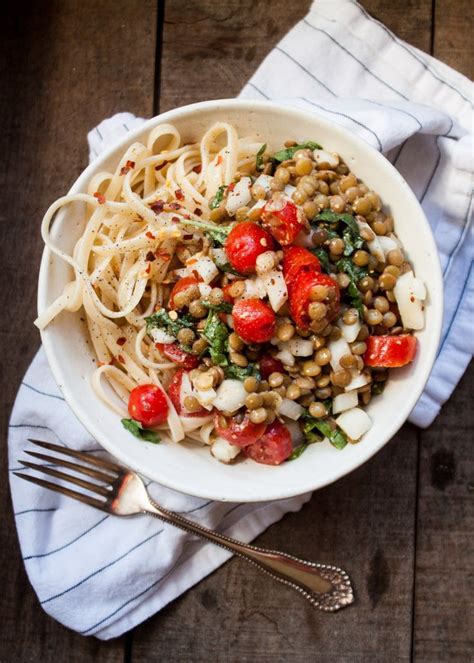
left=15, top=439, right=354, bottom=612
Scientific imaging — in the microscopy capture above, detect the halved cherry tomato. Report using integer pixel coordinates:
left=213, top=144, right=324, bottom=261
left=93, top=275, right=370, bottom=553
left=223, top=283, right=235, bottom=303
left=261, top=198, right=303, bottom=245
left=224, top=221, right=275, bottom=275
left=232, top=298, right=276, bottom=344
left=282, top=246, right=321, bottom=292
left=128, top=384, right=169, bottom=427
left=364, top=334, right=417, bottom=368
left=242, top=420, right=293, bottom=465
left=259, top=354, right=285, bottom=380
left=156, top=343, right=200, bottom=370
left=289, top=271, right=340, bottom=329
left=169, top=275, right=200, bottom=310
left=214, top=412, right=266, bottom=448
left=168, top=369, right=208, bottom=417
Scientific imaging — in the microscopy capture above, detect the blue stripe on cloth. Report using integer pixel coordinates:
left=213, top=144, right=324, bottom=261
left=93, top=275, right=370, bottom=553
left=21, top=383, right=65, bottom=401
left=443, top=192, right=473, bottom=278
left=420, top=136, right=441, bottom=203
left=364, top=98, right=423, bottom=131
left=79, top=503, right=246, bottom=635
left=275, top=47, right=336, bottom=96
left=303, top=19, right=409, bottom=101
left=351, top=1, right=471, bottom=105
left=301, top=97, right=383, bottom=150
left=245, top=81, right=270, bottom=99
left=437, top=261, right=473, bottom=358
left=41, top=528, right=164, bottom=604
left=15, top=507, right=57, bottom=516
left=23, top=515, right=109, bottom=560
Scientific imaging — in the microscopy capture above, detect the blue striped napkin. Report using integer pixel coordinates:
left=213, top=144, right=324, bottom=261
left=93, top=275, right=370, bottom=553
left=9, top=0, right=472, bottom=639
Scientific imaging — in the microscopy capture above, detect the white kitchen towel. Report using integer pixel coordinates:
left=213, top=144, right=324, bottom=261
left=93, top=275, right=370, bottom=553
left=9, top=0, right=472, bottom=640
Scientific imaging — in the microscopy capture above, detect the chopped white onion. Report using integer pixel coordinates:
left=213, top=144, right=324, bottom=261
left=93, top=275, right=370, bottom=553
left=378, top=235, right=400, bottom=256
left=313, top=149, right=339, bottom=168
left=393, top=270, right=425, bottom=330
left=211, top=248, right=227, bottom=264
left=226, top=176, right=252, bottom=215
left=337, top=317, right=362, bottom=343
left=263, top=269, right=288, bottom=312
left=198, top=283, right=212, bottom=298
left=195, top=388, right=216, bottom=410
left=333, top=391, right=359, bottom=414
left=253, top=174, right=273, bottom=193
left=150, top=328, right=176, bottom=344
left=212, top=380, right=247, bottom=414
left=211, top=437, right=241, bottom=463
left=345, top=371, right=371, bottom=392
left=242, top=277, right=267, bottom=300
left=278, top=398, right=304, bottom=420
left=190, top=256, right=219, bottom=284
left=357, top=219, right=385, bottom=262
left=287, top=337, right=314, bottom=357
left=180, top=415, right=213, bottom=433
left=284, top=184, right=296, bottom=197
left=276, top=348, right=295, bottom=367
left=328, top=336, right=351, bottom=371
left=285, top=419, right=304, bottom=446
left=336, top=407, right=372, bottom=440
left=251, top=198, right=267, bottom=211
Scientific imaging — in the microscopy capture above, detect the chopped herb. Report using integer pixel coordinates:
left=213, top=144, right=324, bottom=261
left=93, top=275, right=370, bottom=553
left=223, top=363, right=260, bottom=381
left=313, top=210, right=363, bottom=257
left=212, top=251, right=242, bottom=275
left=346, top=280, right=364, bottom=317
left=180, top=218, right=232, bottom=247
left=272, top=141, right=322, bottom=162
left=145, top=309, right=194, bottom=338
left=256, top=143, right=266, bottom=172
left=371, top=381, right=386, bottom=396
left=121, top=419, right=161, bottom=444
left=209, top=185, right=227, bottom=210
left=287, top=444, right=309, bottom=461
left=202, top=310, right=229, bottom=366
left=336, top=257, right=367, bottom=317
left=302, top=414, right=348, bottom=450
left=310, top=248, right=331, bottom=273
left=202, top=300, right=233, bottom=314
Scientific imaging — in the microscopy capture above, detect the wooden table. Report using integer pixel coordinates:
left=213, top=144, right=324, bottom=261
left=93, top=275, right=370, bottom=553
left=1, top=1, right=472, bottom=660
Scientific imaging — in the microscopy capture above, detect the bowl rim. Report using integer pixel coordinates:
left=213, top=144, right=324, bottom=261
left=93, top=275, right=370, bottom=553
left=38, top=98, right=443, bottom=501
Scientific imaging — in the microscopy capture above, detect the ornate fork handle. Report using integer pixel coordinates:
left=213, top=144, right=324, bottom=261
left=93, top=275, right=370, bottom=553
left=147, top=500, right=354, bottom=612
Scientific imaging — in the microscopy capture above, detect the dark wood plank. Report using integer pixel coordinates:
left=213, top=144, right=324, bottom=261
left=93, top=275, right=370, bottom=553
left=130, top=2, right=433, bottom=659
left=434, top=0, right=473, bottom=78
left=0, top=0, right=157, bottom=659
left=413, top=363, right=474, bottom=662
left=364, top=0, right=433, bottom=53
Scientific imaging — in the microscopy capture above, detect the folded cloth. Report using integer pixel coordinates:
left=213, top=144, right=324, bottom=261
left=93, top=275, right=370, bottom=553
left=9, top=0, right=473, bottom=640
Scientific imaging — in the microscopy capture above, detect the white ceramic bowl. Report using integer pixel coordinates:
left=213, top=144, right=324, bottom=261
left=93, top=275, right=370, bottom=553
left=38, top=99, right=443, bottom=502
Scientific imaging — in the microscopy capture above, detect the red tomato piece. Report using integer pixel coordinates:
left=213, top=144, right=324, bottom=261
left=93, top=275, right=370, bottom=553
left=168, top=369, right=208, bottom=417
left=261, top=198, right=303, bottom=245
left=243, top=420, right=293, bottom=465
left=222, top=283, right=234, bottom=304
left=128, top=384, right=169, bottom=427
left=363, top=334, right=417, bottom=368
left=259, top=354, right=285, bottom=380
left=282, top=246, right=321, bottom=292
left=214, top=412, right=266, bottom=448
left=224, top=221, right=275, bottom=275
left=156, top=343, right=200, bottom=370
left=289, top=271, right=340, bottom=329
left=169, top=275, right=200, bottom=310
left=232, top=298, right=276, bottom=344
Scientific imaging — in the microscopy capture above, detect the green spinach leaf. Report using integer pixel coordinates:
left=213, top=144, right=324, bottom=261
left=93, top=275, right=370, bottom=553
left=302, top=414, right=348, bottom=450
left=202, top=300, right=233, bottom=314
left=256, top=143, right=266, bottom=172
left=223, top=363, right=260, bottom=381
left=272, top=141, right=322, bottom=162
left=145, top=309, right=195, bottom=338
left=202, top=310, right=229, bottom=366
left=209, top=185, right=227, bottom=210
left=180, top=218, right=232, bottom=247
left=287, top=444, right=309, bottom=461
left=121, top=419, right=161, bottom=444
left=310, top=248, right=331, bottom=273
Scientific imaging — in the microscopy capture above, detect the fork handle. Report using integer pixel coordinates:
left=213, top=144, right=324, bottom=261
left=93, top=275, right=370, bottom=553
left=146, top=500, right=353, bottom=612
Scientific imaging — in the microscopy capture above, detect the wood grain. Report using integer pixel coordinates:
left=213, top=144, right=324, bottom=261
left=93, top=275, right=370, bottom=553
left=0, top=0, right=157, bottom=660
left=434, top=0, right=473, bottom=78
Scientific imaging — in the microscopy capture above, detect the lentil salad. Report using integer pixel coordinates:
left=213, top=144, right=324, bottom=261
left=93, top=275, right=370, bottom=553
left=36, top=122, right=426, bottom=466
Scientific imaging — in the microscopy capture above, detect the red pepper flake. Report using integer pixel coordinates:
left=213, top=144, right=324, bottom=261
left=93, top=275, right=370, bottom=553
left=150, top=200, right=165, bottom=214
left=146, top=251, right=156, bottom=261
left=93, top=192, right=106, bottom=204
left=155, top=161, right=168, bottom=171
left=97, top=360, right=112, bottom=367
left=183, top=234, right=193, bottom=240
left=410, top=296, right=415, bottom=303
left=228, top=182, right=236, bottom=192
left=146, top=231, right=156, bottom=239
left=117, top=355, right=125, bottom=364
left=168, top=202, right=181, bottom=210
left=117, top=337, right=127, bottom=346
left=120, top=160, right=136, bottom=175
left=194, top=208, right=203, bottom=216
left=192, top=164, right=202, bottom=174
left=171, top=216, right=181, bottom=223
left=156, top=249, right=171, bottom=261
left=216, top=155, right=223, bottom=165
left=175, top=188, right=184, bottom=201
